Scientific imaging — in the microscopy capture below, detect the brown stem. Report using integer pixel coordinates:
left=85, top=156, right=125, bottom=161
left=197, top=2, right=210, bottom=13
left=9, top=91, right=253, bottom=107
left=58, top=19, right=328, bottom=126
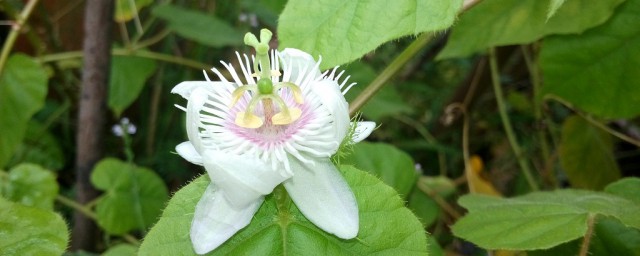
left=72, top=0, right=114, bottom=251
left=579, top=214, right=596, bottom=256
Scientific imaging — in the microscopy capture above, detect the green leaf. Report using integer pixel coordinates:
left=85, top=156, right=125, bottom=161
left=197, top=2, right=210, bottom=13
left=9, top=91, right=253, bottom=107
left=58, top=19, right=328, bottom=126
left=103, top=244, right=138, bottom=256
left=8, top=121, right=65, bottom=171
left=559, top=115, right=620, bottom=190
left=342, top=142, right=418, bottom=197
left=605, top=178, right=640, bottom=203
left=427, top=236, right=444, bottom=256
left=547, top=0, right=567, bottom=19
left=91, top=158, right=168, bottom=235
left=139, top=165, right=428, bottom=255
left=530, top=217, right=640, bottom=256
left=115, top=0, right=153, bottom=22
left=408, top=188, right=440, bottom=227
left=0, top=197, right=68, bottom=255
left=278, top=0, right=463, bottom=69
left=453, top=190, right=640, bottom=250
left=541, top=0, right=640, bottom=118
left=342, top=63, right=413, bottom=120
left=108, top=56, right=157, bottom=117
left=0, top=54, right=48, bottom=167
left=438, top=0, right=626, bottom=59
left=1, top=163, right=58, bottom=210
left=152, top=4, right=244, bottom=47
left=591, top=217, right=640, bottom=256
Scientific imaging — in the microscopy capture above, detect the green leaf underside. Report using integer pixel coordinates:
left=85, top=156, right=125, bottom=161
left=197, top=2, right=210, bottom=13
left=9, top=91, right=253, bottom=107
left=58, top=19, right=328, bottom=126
left=453, top=190, right=640, bottom=250
left=278, top=0, right=462, bottom=69
left=152, top=4, right=244, bottom=47
left=1, top=163, right=58, bottom=210
left=91, top=158, right=168, bottom=235
left=559, top=116, right=621, bottom=190
left=605, top=178, right=640, bottom=204
left=139, top=165, right=428, bottom=255
left=541, top=0, right=640, bottom=119
left=0, top=54, right=48, bottom=167
left=108, top=56, right=157, bottom=117
left=437, top=0, right=626, bottom=59
left=0, top=197, right=68, bottom=256
left=342, top=142, right=417, bottom=198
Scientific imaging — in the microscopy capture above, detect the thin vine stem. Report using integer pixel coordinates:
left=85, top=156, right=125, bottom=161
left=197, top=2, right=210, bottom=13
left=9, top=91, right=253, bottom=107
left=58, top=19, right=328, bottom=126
left=488, top=48, right=539, bottom=191
left=38, top=49, right=210, bottom=70
left=348, top=33, right=433, bottom=116
left=56, top=195, right=98, bottom=220
left=0, top=0, right=40, bottom=75
left=521, top=45, right=557, bottom=188
left=55, top=194, right=141, bottom=245
left=416, top=179, right=462, bottom=220
left=550, top=96, right=640, bottom=148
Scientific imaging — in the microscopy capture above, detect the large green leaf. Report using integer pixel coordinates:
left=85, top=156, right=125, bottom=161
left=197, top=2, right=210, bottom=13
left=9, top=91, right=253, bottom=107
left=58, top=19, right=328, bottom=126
left=453, top=190, right=640, bottom=250
left=108, top=56, right=157, bottom=117
left=152, top=4, right=244, bottom=47
left=0, top=54, right=48, bottom=167
left=0, top=163, right=58, bottom=210
left=0, top=197, right=68, bottom=255
left=115, top=0, right=153, bottom=22
left=278, top=0, right=463, bottom=69
left=139, top=165, right=428, bottom=255
left=605, top=177, right=640, bottom=203
left=91, top=158, right=168, bottom=235
left=342, top=142, right=418, bottom=198
left=437, top=0, right=626, bottom=59
left=558, top=115, right=620, bottom=190
left=541, top=0, right=640, bottom=118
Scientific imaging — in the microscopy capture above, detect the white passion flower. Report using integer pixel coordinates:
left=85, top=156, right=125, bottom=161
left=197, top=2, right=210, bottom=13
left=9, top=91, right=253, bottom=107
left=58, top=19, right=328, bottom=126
left=172, top=29, right=375, bottom=255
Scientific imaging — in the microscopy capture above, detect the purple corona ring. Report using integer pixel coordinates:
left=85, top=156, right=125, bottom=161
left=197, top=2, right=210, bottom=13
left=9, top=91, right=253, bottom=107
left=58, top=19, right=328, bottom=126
left=172, top=29, right=375, bottom=255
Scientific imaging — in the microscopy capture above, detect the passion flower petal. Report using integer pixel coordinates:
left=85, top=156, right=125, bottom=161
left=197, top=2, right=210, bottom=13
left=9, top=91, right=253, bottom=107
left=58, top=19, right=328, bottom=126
left=190, top=184, right=263, bottom=254
left=283, top=156, right=359, bottom=239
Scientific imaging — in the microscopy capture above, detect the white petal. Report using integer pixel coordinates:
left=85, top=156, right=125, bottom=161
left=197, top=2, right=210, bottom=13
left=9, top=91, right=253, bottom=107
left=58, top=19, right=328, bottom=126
left=171, top=81, right=218, bottom=99
left=280, top=48, right=321, bottom=81
left=191, top=184, right=262, bottom=254
left=352, top=121, right=375, bottom=143
left=185, top=87, right=209, bottom=154
left=201, top=149, right=291, bottom=208
left=311, top=80, right=350, bottom=147
left=176, top=141, right=203, bottom=165
left=283, top=156, right=359, bottom=239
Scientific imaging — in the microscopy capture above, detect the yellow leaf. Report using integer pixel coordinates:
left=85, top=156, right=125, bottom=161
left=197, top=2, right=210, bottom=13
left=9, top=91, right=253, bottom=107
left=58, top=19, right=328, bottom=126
left=465, top=155, right=502, bottom=196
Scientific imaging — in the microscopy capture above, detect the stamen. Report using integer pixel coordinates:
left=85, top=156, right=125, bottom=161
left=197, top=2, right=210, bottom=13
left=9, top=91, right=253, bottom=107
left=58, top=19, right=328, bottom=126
left=230, top=85, right=256, bottom=107
left=268, top=95, right=301, bottom=125
left=278, top=82, right=304, bottom=104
